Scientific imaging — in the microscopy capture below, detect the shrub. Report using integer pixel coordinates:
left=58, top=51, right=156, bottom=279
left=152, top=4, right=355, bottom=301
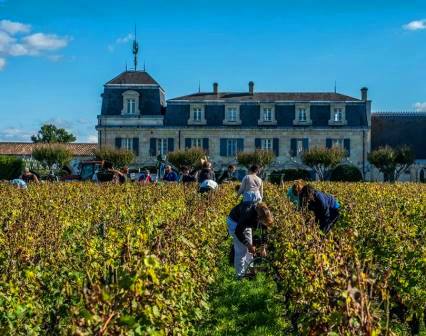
left=32, top=144, right=73, bottom=171
left=167, top=147, right=206, bottom=170
left=94, top=146, right=135, bottom=169
left=330, top=164, right=363, bottom=182
left=237, top=150, right=275, bottom=169
left=0, top=156, right=24, bottom=180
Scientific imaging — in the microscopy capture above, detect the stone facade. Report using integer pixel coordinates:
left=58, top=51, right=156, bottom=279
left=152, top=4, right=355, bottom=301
left=97, top=70, right=371, bottom=176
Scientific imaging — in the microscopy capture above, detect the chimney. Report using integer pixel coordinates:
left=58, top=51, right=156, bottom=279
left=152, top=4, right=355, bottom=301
left=213, top=82, right=219, bottom=95
left=361, top=87, right=368, bottom=101
left=249, top=81, right=254, bottom=95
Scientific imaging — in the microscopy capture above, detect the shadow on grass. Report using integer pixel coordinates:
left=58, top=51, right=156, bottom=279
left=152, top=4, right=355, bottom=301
left=198, top=262, right=291, bottom=336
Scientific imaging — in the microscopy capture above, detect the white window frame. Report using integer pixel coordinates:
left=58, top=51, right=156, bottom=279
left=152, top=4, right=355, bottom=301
left=258, top=104, right=277, bottom=125
left=331, top=138, right=345, bottom=149
left=188, top=104, right=207, bottom=125
left=223, top=104, right=242, bottom=125
left=122, top=138, right=133, bottom=151
left=261, top=138, right=273, bottom=151
left=191, top=138, right=203, bottom=148
left=293, top=104, right=312, bottom=125
left=121, top=90, right=140, bottom=115
left=157, top=138, right=168, bottom=156
left=328, top=104, right=347, bottom=125
left=296, top=139, right=304, bottom=156
left=227, top=139, right=238, bottom=157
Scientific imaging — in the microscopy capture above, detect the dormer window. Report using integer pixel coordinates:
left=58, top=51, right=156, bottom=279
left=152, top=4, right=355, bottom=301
left=121, top=90, right=140, bottom=115
left=293, top=104, right=312, bottom=125
left=188, top=104, right=207, bottom=125
left=328, top=104, right=347, bottom=125
left=258, top=104, right=277, bottom=125
left=223, top=104, right=242, bottom=125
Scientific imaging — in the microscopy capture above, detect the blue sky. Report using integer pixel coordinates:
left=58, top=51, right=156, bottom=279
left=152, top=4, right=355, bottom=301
left=0, top=0, right=425, bottom=142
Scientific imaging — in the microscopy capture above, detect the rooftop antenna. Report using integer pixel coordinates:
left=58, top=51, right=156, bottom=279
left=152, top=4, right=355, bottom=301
left=334, top=80, right=337, bottom=93
left=125, top=62, right=128, bottom=71
left=198, top=80, right=201, bottom=93
left=143, top=61, right=146, bottom=71
left=132, top=25, right=139, bottom=71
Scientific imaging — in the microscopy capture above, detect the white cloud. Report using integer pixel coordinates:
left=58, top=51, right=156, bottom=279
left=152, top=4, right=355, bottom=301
left=0, top=127, right=34, bottom=141
left=108, top=33, right=134, bottom=52
left=403, top=19, right=426, bottom=31
left=0, top=57, right=5, bottom=70
left=0, top=19, right=31, bottom=35
left=0, top=20, right=71, bottom=69
left=23, top=33, right=70, bottom=51
left=84, top=134, right=98, bottom=143
left=414, top=102, right=426, bottom=112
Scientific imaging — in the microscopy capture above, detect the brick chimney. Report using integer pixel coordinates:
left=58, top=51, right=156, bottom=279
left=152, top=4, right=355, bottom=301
left=361, top=87, right=368, bottom=101
left=213, top=82, right=219, bottom=95
left=249, top=81, right=254, bottom=95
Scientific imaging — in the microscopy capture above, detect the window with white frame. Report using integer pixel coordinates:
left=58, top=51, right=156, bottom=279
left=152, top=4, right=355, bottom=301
left=122, top=138, right=133, bottom=150
left=297, top=108, right=307, bottom=122
left=227, top=139, right=238, bottom=157
left=296, top=139, right=304, bottom=156
left=157, top=138, right=168, bottom=156
left=191, top=138, right=203, bottom=148
left=261, top=138, right=273, bottom=151
left=263, top=107, right=273, bottom=122
left=193, top=107, right=202, bottom=121
left=332, top=139, right=344, bottom=149
left=333, top=108, right=343, bottom=122
left=121, top=90, right=140, bottom=115
left=227, top=107, right=237, bottom=122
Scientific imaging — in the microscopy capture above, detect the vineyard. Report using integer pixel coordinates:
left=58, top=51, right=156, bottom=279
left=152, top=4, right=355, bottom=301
left=0, top=182, right=425, bottom=335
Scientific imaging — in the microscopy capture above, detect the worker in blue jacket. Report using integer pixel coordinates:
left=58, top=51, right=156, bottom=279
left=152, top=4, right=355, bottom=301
left=299, top=185, right=340, bottom=233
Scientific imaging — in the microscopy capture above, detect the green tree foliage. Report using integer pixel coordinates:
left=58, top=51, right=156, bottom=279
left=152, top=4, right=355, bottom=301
left=167, top=147, right=206, bottom=170
left=368, top=145, right=414, bottom=182
left=31, top=124, right=76, bottom=143
left=237, top=150, right=275, bottom=169
left=32, top=144, right=73, bottom=170
left=93, top=146, right=135, bottom=169
left=330, top=164, right=363, bottom=182
left=301, top=147, right=345, bottom=181
left=0, top=155, right=24, bottom=180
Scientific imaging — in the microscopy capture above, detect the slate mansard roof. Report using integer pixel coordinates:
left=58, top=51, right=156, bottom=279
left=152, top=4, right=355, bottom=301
left=105, top=71, right=160, bottom=86
left=371, top=112, right=426, bottom=160
left=169, top=92, right=361, bottom=102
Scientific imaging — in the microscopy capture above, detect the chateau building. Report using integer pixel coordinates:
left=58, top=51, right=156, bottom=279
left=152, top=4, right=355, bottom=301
left=97, top=70, right=371, bottom=175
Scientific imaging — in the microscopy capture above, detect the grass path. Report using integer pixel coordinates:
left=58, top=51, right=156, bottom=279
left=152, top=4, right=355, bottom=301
left=198, top=242, right=291, bottom=335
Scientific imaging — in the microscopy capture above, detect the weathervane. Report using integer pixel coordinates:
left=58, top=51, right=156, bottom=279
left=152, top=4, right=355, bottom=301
left=132, top=25, right=139, bottom=71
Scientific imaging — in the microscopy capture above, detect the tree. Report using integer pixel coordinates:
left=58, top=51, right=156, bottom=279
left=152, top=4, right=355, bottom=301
left=368, top=145, right=414, bottom=182
left=301, top=147, right=345, bottom=181
left=330, top=164, right=363, bottom=182
left=32, top=144, right=73, bottom=171
left=237, top=150, right=275, bottom=169
left=31, top=124, right=76, bottom=143
left=93, top=147, right=135, bottom=169
left=167, top=147, right=206, bottom=170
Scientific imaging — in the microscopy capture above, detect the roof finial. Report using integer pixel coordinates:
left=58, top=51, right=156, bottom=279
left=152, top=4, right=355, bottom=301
left=132, top=25, right=139, bottom=71
left=334, top=80, right=337, bottom=93
left=125, top=62, right=128, bottom=71
left=198, top=80, right=201, bottom=93
left=143, top=61, right=146, bottom=71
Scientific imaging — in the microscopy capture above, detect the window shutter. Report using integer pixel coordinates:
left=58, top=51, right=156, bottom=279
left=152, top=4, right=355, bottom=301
left=149, top=138, right=156, bottom=156
left=237, top=139, right=244, bottom=153
left=168, top=138, right=174, bottom=153
left=326, top=138, right=332, bottom=149
left=115, top=137, right=122, bottom=149
left=133, top=137, right=139, bottom=156
left=303, top=138, right=309, bottom=151
left=344, top=138, right=351, bottom=157
left=202, top=138, right=209, bottom=151
left=290, top=139, right=297, bottom=157
left=255, top=138, right=261, bottom=150
left=184, top=138, right=191, bottom=149
left=220, top=139, right=227, bottom=156
left=273, top=138, right=279, bottom=157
